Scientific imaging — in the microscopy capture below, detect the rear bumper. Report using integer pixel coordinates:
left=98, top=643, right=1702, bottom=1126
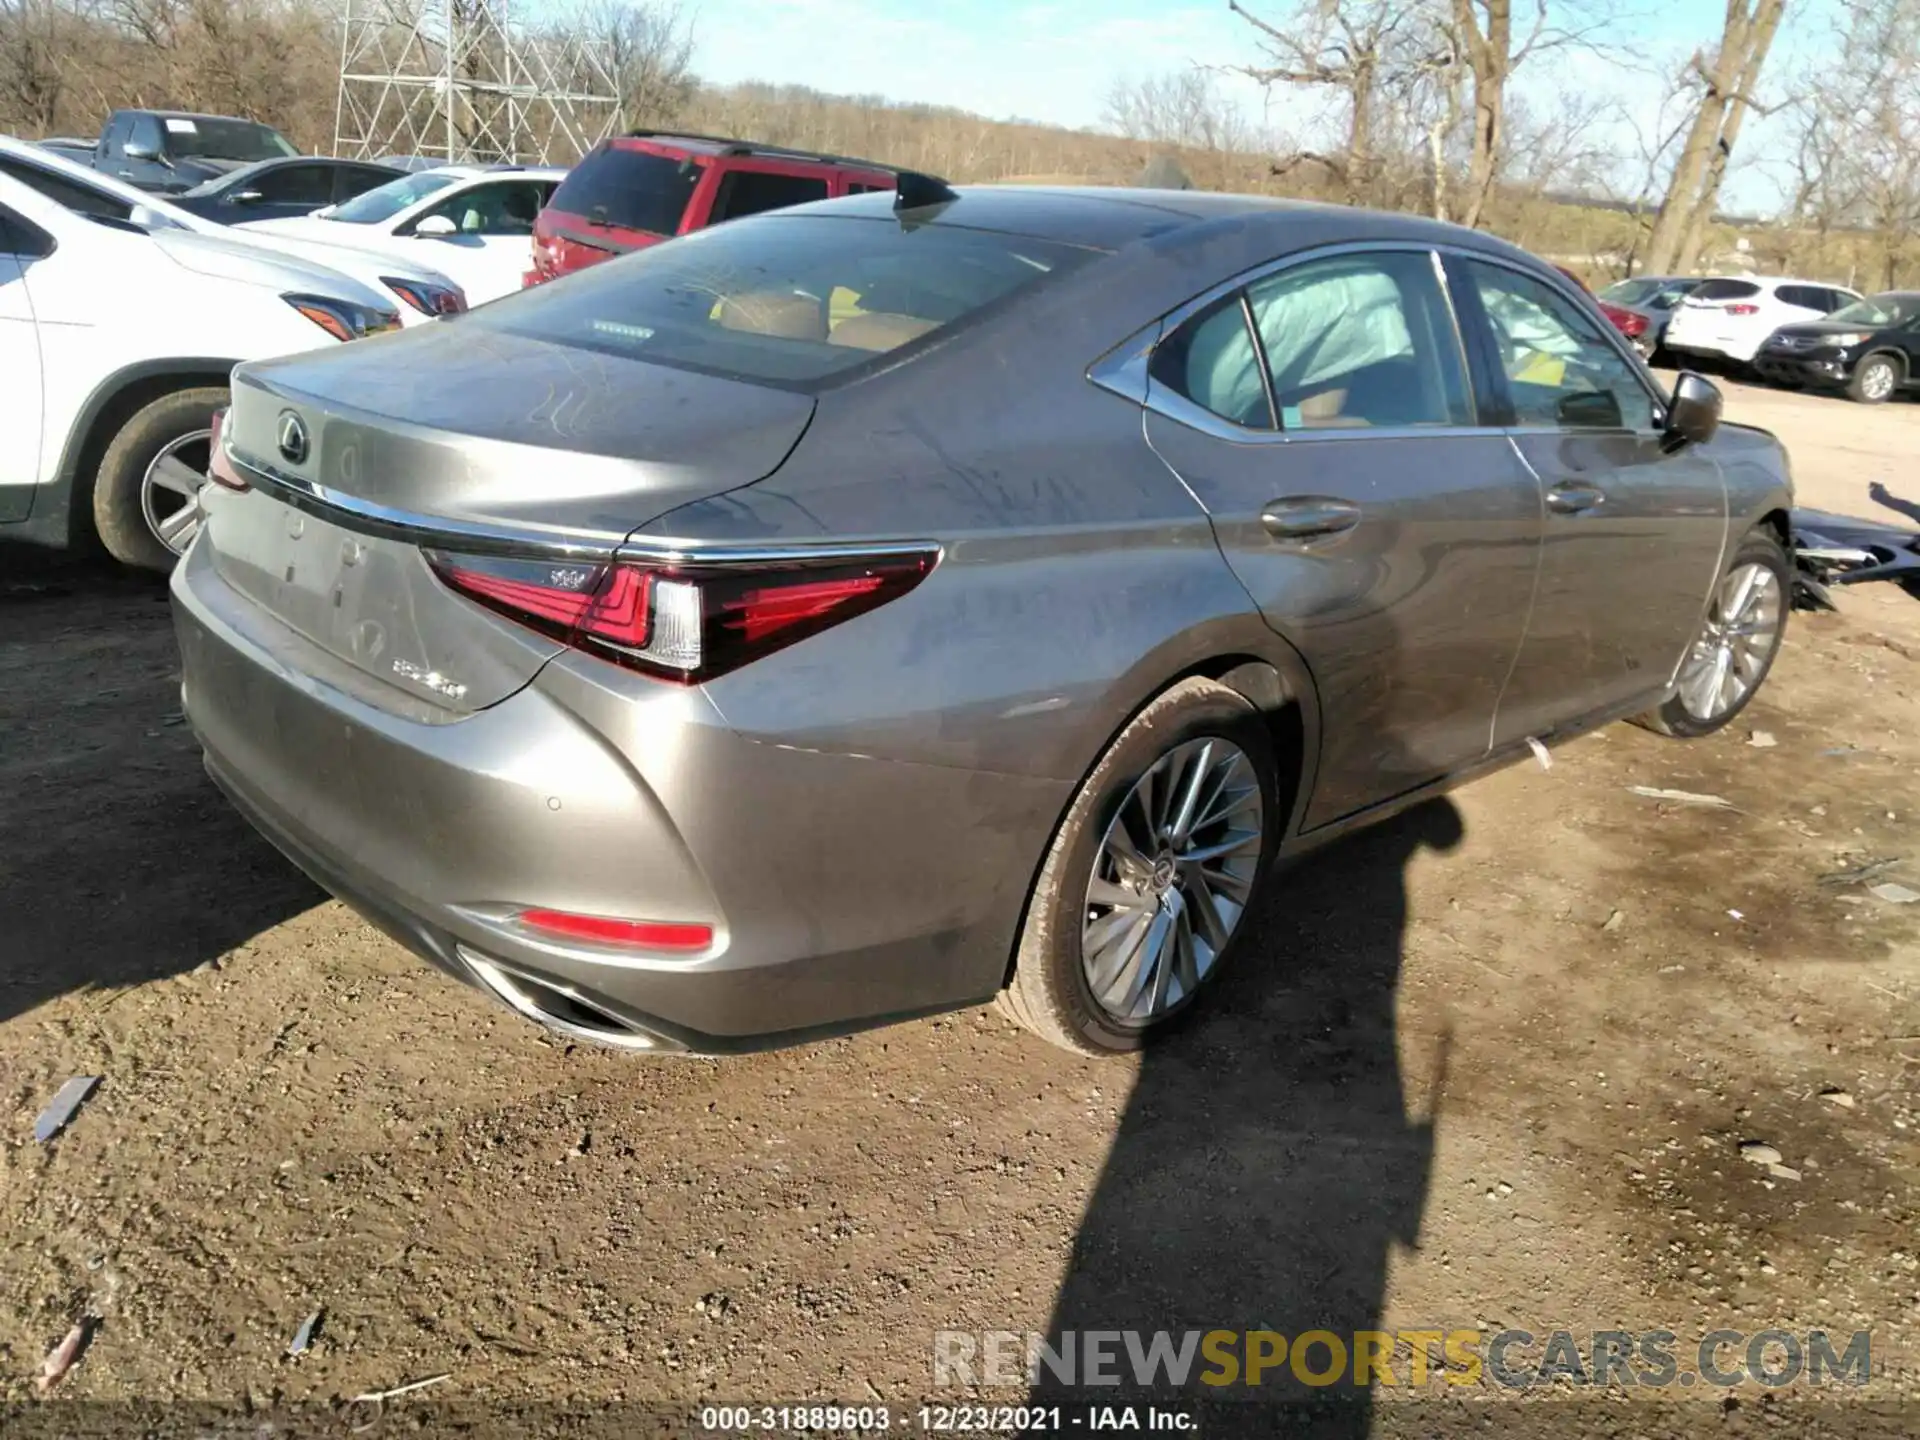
left=171, top=535, right=1068, bottom=1051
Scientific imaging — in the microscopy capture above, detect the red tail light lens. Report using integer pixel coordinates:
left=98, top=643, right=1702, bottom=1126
left=517, top=908, right=713, bottom=952
left=207, top=407, right=249, bottom=492
left=425, top=548, right=938, bottom=683
left=1725, top=303, right=1760, bottom=316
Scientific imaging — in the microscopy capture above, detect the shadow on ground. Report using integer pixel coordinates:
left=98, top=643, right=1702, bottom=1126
left=0, top=544, right=320, bottom=1024
left=1037, top=797, right=1464, bottom=1436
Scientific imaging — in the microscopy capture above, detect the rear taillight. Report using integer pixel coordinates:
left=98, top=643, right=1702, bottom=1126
left=1726, top=303, right=1760, bottom=315
left=517, top=908, right=712, bottom=953
left=425, top=548, right=938, bottom=683
left=207, top=407, right=249, bottom=492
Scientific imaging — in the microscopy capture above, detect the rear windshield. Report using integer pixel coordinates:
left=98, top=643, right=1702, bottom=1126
left=473, top=213, right=1099, bottom=386
left=547, top=146, right=699, bottom=235
left=1693, top=279, right=1761, bottom=301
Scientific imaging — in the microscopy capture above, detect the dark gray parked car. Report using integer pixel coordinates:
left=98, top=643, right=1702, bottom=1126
left=1596, top=274, right=1702, bottom=355
left=171, top=186, right=1795, bottom=1057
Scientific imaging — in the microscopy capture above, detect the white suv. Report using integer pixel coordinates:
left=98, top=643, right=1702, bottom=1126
left=1663, top=276, right=1861, bottom=365
left=1, top=170, right=402, bottom=571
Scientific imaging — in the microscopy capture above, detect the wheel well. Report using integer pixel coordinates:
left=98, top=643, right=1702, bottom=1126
left=58, top=366, right=234, bottom=547
left=995, top=654, right=1310, bottom=992
left=1757, top=507, right=1791, bottom=550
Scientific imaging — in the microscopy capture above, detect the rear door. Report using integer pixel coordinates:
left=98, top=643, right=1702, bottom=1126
left=1140, top=245, right=1542, bottom=827
left=1450, top=255, right=1726, bottom=742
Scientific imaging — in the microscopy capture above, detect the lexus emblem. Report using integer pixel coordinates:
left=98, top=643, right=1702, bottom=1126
left=276, top=409, right=310, bottom=466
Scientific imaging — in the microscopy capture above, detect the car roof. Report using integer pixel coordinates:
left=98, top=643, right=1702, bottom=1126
left=773, top=184, right=1545, bottom=265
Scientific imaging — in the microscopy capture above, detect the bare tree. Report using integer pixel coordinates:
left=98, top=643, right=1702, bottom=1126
left=1641, top=0, right=1789, bottom=274
left=1228, top=0, right=1421, bottom=205
left=577, top=0, right=693, bottom=128
left=1105, top=69, right=1251, bottom=188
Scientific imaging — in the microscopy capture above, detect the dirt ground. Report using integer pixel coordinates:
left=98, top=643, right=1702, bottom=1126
left=2, top=372, right=1918, bottom=1438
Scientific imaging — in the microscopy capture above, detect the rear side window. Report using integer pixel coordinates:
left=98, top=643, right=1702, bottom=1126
left=1693, top=278, right=1761, bottom=302
left=0, top=157, right=132, bottom=222
left=1250, top=251, right=1471, bottom=429
left=1150, top=295, right=1273, bottom=428
left=476, top=213, right=1097, bottom=386
left=711, top=170, right=830, bottom=223
left=250, top=164, right=334, bottom=206
left=1776, top=284, right=1819, bottom=310
left=548, top=146, right=698, bottom=235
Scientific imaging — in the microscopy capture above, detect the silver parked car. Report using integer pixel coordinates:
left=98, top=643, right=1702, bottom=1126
left=172, top=185, right=1795, bottom=1057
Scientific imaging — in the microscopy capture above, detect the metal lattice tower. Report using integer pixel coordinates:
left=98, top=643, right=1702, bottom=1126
left=334, top=0, right=624, bottom=164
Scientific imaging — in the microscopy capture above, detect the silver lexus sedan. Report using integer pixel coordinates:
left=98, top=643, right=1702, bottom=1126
left=172, top=183, right=1794, bottom=1056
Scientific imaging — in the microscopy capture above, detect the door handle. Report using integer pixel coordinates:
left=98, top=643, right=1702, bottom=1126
left=1262, top=497, right=1362, bottom=541
left=1261, top=497, right=1361, bottom=541
left=1545, top=481, right=1605, bottom=514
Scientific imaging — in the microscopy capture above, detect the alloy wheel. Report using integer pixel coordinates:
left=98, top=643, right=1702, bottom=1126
left=1861, top=360, right=1895, bottom=401
left=1080, top=737, right=1264, bottom=1024
left=141, top=429, right=214, bottom=557
left=1675, top=561, right=1783, bottom=721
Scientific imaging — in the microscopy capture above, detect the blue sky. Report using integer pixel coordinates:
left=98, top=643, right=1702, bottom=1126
left=689, top=0, right=1834, bottom=214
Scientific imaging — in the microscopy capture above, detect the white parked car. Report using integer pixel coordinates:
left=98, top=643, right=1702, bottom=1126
left=0, top=137, right=467, bottom=324
left=1663, top=276, right=1862, bottom=365
left=238, top=165, right=565, bottom=305
left=0, top=170, right=404, bottom=571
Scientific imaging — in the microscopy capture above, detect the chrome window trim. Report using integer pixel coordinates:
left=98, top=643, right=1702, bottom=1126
left=228, top=451, right=943, bottom=567
left=1093, top=239, right=1494, bottom=446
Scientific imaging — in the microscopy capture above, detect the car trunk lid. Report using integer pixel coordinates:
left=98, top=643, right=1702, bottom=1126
left=210, top=321, right=815, bottom=713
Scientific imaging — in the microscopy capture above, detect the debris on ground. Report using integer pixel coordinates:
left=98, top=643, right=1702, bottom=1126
left=1819, top=1088, right=1856, bottom=1109
left=1627, top=786, right=1738, bottom=810
left=1600, top=909, right=1625, bottom=932
left=35, top=1317, right=94, bottom=1393
left=1818, top=857, right=1903, bottom=888
left=34, top=1076, right=101, bottom=1142
left=288, top=1308, right=323, bottom=1357
left=1868, top=881, right=1920, bottom=904
left=1738, top=1141, right=1784, bottom=1166
left=1525, top=736, right=1552, bottom=771
left=1768, top=1163, right=1803, bottom=1181
left=1748, top=730, right=1778, bottom=748
left=351, top=1373, right=451, bottom=1405
left=1790, top=507, right=1920, bottom=609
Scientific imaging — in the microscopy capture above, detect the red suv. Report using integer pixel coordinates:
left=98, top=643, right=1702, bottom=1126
left=527, top=132, right=897, bottom=285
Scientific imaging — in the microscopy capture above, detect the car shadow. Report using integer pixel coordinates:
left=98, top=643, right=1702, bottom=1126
left=0, top=544, right=321, bottom=1026
left=1034, top=795, right=1464, bottom=1434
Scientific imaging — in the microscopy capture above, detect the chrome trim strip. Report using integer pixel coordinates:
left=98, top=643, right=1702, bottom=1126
left=230, top=451, right=944, bottom=566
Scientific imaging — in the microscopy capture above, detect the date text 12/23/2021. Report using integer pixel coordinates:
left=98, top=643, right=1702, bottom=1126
left=699, top=1405, right=1196, bottom=1433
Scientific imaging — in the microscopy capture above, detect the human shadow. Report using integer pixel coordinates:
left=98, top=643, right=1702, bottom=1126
left=1035, top=795, right=1465, bottom=1437
left=1867, top=482, right=1920, bottom=527
left=0, top=544, right=321, bottom=1025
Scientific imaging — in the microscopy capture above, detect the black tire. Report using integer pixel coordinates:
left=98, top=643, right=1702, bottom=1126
left=998, top=677, right=1279, bottom=1056
left=1848, top=354, right=1900, bottom=405
left=1632, top=527, right=1791, bottom=739
left=91, top=386, right=228, bottom=572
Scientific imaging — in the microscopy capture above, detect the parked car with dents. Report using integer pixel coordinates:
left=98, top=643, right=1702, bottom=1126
left=1596, top=275, right=1701, bottom=357
left=238, top=165, right=565, bottom=305
left=0, top=139, right=467, bottom=327
left=1663, top=275, right=1860, bottom=367
left=1752, top=290, right=1920, bottom=403
left=0, top=168, right=403, bottom=571
left=170, top=156, right=403, bottom=225
left=173, top=185, right=1796, bottom=1059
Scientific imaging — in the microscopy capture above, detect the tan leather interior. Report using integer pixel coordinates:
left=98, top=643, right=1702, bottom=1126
left=714, top=291, right=828, bottom=341
left=829, top=312, right=939, bottom=352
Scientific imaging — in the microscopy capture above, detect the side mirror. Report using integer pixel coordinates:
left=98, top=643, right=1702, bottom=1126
left=1662, top=371, right=1722, bottom=452
left=123, top=140, right=158, bottom=161
left=231, top=188, right=265, bottom=205
left=413, top=214, right=458, bottom=238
